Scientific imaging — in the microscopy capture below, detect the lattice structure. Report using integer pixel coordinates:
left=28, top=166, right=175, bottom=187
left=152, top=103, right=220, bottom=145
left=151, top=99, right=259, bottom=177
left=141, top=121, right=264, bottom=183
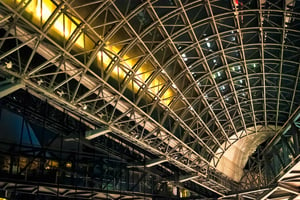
left=0, top=0, right=300, bottom=197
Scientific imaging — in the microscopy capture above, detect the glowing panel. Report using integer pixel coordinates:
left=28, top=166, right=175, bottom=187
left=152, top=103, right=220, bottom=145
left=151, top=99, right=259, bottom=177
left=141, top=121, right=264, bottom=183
left=5, top=0, right=175, bottom=106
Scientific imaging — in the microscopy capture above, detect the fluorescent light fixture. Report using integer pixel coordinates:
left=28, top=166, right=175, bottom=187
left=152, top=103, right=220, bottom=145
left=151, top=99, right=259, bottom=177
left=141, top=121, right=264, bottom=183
left=145, top=157, right=167, bottom=167
left=86, top=127, right=111, bottom=140
left=179, top=174, right=198, bottom=183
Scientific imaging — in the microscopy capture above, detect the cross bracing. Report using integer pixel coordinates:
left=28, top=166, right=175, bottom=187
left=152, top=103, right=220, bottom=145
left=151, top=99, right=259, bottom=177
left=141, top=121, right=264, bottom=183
left=0, top=0, right=300, bottom=196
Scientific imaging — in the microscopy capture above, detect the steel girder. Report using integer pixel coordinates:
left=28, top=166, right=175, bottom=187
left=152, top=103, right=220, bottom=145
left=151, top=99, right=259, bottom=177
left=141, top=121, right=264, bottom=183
left=0, top=0, right=300, bottom=195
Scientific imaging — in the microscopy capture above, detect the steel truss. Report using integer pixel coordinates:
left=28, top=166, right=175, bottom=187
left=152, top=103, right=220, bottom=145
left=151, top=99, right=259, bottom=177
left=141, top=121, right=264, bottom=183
left=0, top=0, right=300, bottom=195
left=0, top=92, right=204, bottom=199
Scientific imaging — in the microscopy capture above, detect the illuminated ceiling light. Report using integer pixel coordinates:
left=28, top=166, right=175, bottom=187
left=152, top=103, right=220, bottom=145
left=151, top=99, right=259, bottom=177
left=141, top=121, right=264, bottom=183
left=220, top=85, right=225, bottom=90
left=86, top=127, right=110, bottom=140
left=82, top=104, right=88, bottom=110
left=5, top=61, right=12, bottom=69
left=213, top=59, right=217, bottom=63
left=207, top=42, right=211, bottom=48
left=239, top=80, right=243, bottom=84
left=225, top=97, right=229, bottom=101
left=66, top=162, right=72, bottom=168
left=253, top=63, right=257, bottom=68
left=172, top=83, right=177, bottom=89
left=57, top=90, right=64, bottom=97
left=232, top=37, right=236, bottom=41
left=205, top=37, right=209, bottom=41
left=232, top=66, right=240, bottom=71
left=37, top=79, right=44, bottom=86
left=182, top=53, right=188, bottom=61
left=212, top=71, right=222, bottom=79
left=154, top=96, right=158, bottom=100
left=145, top=158, right=167, bottom=167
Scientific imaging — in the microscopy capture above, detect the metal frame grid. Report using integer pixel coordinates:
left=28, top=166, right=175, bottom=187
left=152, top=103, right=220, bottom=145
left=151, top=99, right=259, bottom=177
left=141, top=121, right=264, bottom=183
left=1, top=0, right=300, bottom=195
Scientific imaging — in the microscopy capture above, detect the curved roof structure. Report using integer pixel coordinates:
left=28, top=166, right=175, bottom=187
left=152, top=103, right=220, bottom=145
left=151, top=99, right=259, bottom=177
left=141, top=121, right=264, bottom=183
left=1, top=0, right=300, bottom=197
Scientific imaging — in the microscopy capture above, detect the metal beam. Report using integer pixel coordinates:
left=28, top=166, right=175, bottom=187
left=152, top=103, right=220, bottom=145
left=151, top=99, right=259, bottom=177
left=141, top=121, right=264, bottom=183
left=179, top=174, right=198, bottom=183
left=85, top=126, right=111, bottom=140
left=263, top=106, right=300, bottom=154
left=0, top=82, right=24, bottom=98
left=145, top=157, right=167, bottom=167
left=0, top=14, right=12, bottom=24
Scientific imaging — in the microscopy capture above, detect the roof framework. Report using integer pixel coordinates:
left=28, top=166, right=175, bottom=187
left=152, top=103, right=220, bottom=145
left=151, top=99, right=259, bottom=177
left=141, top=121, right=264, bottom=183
left=0, top=0, right=300, bottom=195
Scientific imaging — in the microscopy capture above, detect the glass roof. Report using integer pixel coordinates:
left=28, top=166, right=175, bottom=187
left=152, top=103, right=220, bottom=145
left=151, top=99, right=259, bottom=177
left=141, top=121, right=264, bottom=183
left=1, top=0, right=300, bottom=193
